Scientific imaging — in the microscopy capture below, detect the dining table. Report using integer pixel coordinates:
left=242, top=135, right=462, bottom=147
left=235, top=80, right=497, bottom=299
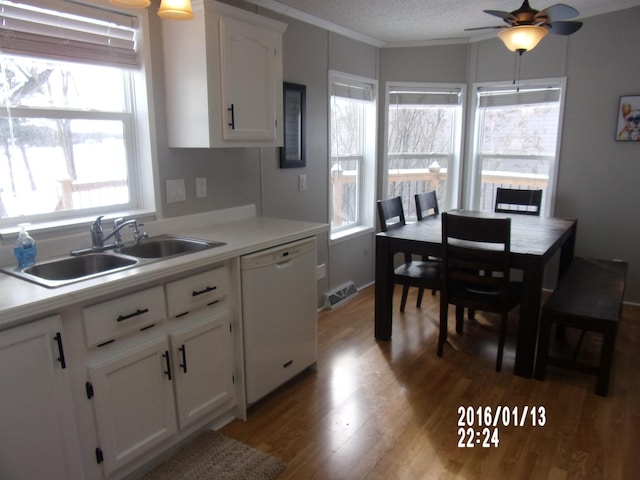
left=374, top=209, right=578, bottom=378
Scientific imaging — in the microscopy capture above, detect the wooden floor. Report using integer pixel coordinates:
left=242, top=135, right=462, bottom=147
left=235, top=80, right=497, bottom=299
left=221, top=286, right=640, bottom=479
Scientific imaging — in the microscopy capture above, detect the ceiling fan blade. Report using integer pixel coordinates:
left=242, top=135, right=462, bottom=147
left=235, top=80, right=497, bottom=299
left=548, top=20, right=583, bottom=35
left=536, top=4, right=579, bottom=21
left=464, top=26, right=505, bottom=31
left=484, top=9, right=517, bottom=21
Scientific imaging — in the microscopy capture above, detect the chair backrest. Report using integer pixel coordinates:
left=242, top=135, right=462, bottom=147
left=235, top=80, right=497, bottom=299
left=377, top=196, right=406, bottom=232
left=415, top=191, right=439, bottom=220
left=494, top=188, right=542, bottom=216
left=441, top=212, right=512, bottom=310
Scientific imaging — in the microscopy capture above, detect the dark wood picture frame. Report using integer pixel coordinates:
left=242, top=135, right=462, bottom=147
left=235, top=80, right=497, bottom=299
left=280, top=82, right=306, bottom=168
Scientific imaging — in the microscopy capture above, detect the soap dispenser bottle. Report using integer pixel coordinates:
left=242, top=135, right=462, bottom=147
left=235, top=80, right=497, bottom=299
left=14, top=223, right=37, bottom=269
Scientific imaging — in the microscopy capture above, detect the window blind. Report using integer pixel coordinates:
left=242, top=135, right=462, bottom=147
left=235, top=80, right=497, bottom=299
left=478, top=86, right=561, bottom=108
left=0, top=0, right=139, bottom=67
left=331, top=80, right=375, bottom=102
left=389, top=86, right=461, bottom=106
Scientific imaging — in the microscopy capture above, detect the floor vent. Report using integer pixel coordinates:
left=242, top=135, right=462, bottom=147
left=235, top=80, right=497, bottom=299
left=323, top=281, right=358, bottom=309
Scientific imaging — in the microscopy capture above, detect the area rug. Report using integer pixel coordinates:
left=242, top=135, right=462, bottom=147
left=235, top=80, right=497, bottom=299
left=139, top=430, right=286, bottom=480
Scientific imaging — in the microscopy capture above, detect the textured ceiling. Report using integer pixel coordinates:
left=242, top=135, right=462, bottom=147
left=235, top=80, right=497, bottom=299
left=243, top=0, right=640, bottom=47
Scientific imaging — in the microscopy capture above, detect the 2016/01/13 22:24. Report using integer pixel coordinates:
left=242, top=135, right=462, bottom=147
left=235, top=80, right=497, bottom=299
left=457, top=405, right=547, bottom=448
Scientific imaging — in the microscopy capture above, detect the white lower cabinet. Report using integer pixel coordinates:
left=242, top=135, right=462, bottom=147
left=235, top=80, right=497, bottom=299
left=88, top=336, right=178, bottom=476
left=171, top=313, right=235, bottom=429
left=0, top=315, right=82, bottom=480
left=85, top=265, right=237, bottom=478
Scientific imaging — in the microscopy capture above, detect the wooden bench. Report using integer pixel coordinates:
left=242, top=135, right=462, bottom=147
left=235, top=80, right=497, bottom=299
left=534, top=257, right=627, bottom=396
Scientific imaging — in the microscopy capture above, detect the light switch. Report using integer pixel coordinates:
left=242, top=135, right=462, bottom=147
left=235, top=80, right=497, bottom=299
left=196, top=177, right=207, bottom=198
left=166, top=179, right=186, bottom=203
left=298, top=174, right=307, bottom=192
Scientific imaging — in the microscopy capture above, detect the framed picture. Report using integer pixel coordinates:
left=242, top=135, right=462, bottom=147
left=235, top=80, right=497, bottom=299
left=616, top=95, right=640, bottom=141
left=280, top=82, right=306, bottom=168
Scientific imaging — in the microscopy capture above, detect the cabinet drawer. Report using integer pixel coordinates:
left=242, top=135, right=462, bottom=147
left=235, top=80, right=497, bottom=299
left=166, top=267, right=229, bottom=318
left=83, top=286, right=166, bottom=348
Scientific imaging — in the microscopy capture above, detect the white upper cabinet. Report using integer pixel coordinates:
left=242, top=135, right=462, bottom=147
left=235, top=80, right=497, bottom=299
left=162, top=0, right=287, bottom=148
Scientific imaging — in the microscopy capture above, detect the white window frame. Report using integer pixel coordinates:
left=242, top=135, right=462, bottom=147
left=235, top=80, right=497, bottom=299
left=382, top=82, right=465, bottom=217
left=0, top=0, right=157, bottom=236
left=329, top=71, right=377, bottom=243
left=465, top=78, right=566, bottom=216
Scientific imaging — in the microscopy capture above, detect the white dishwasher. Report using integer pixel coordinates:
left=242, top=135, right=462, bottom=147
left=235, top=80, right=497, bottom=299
left=241, top=237, right=317, bottom=405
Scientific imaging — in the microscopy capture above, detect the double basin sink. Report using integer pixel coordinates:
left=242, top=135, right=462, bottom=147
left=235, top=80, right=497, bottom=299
left=3, top=235, right=226, bottom=288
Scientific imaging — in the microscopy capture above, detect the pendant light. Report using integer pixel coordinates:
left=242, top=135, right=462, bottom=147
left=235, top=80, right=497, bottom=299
left=158, top=0, right=194, bottom=20
left=109, top=0, right=194, bottom=20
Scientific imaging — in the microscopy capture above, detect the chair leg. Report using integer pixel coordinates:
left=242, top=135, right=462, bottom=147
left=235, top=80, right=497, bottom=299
left=438, top=303, right=448, bottom=357
left=495, top=313, right=509, bottom=372
left=455, top=306, right=464, bottom=334
left=400, top=285, right=410, bottom=312
left=468, top=308, right=475, bottom=320
left=416, top=288, right=425, bottom=308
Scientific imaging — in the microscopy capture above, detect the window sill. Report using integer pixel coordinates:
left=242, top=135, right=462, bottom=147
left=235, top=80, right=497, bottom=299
left=0, top=210, right=157, bottom=243
left=330, top=225, right=374, bottom=245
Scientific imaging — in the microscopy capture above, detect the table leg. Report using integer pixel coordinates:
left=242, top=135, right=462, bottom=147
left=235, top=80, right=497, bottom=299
left=515, top=259, right=544, bottom=377
left=375, top=235, right=393, bottom=340
left=558, top=220, right=577, bottom=279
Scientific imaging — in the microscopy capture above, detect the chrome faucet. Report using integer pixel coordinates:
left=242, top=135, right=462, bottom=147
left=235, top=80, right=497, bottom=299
left=88, top=216, right=148, bottom=248
left=71, top=216, right=148, bottom=256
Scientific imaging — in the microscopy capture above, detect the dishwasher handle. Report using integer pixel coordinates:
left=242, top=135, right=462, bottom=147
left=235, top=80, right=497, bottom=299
left=276, top=259, right=294, bottom=269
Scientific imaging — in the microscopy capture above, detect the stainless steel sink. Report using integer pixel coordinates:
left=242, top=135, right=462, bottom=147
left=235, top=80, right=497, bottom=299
left=1, top=234, right=225, bottom=288
left=11, top=253, right=138, bottom=288
left=117, top=235, right=225, bottom=259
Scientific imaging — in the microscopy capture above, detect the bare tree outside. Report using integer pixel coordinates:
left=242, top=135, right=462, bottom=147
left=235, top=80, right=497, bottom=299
left=386, top=100, right=458, bottom=216
left=330, top=98, right=362, bottom=228
left=0, top=55, right=130, bottom=222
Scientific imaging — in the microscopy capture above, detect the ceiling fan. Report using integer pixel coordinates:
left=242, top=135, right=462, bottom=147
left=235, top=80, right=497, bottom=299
left=467, top=1, right=583, bottom=52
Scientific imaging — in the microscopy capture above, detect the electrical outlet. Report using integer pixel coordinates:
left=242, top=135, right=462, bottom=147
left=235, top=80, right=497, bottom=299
left=298, top=174, right=307, bottom=192
left=166, top=179, right=186, bottom=203
left=196, top=177, right=207, bottom=198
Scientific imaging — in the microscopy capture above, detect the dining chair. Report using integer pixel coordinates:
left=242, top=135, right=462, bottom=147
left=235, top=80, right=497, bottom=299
left=438, top=212, right=523, bottom=372
left=414, top=191, right=441, bottom=305
left=377, top=197, right=441, bottom=312
left=494, top=187, right=543, bottom=216
left=415, top=191, right=439, bottom=220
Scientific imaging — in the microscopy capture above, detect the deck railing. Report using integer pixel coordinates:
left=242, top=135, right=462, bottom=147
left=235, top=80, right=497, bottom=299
left=56, top=178, right=129, bottom=211
left=333, top=168, right=549, bottom=222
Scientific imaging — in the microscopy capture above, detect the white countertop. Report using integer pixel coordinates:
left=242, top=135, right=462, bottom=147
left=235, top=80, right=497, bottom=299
left=0, top=214, right=328, bottom=330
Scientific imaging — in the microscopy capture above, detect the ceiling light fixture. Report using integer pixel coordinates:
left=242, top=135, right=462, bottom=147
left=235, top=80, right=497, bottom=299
left=497, top=25, right=548, bottom=92
left=110, top=0, right=194, bottom=21
left=497, top=25, right=548, bottom=53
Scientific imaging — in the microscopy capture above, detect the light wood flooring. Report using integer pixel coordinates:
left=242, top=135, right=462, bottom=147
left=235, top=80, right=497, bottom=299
left=221, top=286, right=640, bottom=479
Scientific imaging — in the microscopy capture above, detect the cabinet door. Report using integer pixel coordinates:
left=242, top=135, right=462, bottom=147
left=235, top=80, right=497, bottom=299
left=171, top=312, right=235, bottom=429
left=220, top=16, right=282, bottom=141
left=88, top=336, right=177, bottom=476
left=0, top=316, right=81, bottom=480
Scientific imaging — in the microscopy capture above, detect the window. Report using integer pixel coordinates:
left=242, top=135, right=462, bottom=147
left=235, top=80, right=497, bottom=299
left=0, top=0, right=153, bottom=228
left=329, top=72, right=377, bottom=239
left=467, top=80, right=565, bottom=216
left=384, top=83, right=464, bottom=219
